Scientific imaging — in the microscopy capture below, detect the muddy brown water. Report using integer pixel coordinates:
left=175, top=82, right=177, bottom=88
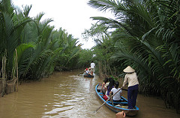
left=0, top=70, right=179, bottom=118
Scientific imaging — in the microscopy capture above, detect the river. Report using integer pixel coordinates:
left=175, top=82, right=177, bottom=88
left=0, top=70, right=179, bottom=118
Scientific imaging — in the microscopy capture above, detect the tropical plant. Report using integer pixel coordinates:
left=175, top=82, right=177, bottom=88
left=88, top=0, right=180, bottom=112
left=0, top=0, right=81, bottom=82
left=83, top=23, right=118, bottom=77
left=0, top=0, right=32, bottom=80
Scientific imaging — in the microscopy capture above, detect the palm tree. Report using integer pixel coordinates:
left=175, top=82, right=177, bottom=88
left=0, top=0, right=81, bottom=81
left=88, top=0, right=180, bottom=112
left=0, top=0, right=32, bottom=79
left=83, top=23, right=117, bottom=77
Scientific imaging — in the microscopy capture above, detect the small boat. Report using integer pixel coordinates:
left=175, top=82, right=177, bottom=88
left=83, top=74, right=94, bottom=78
left=95, top=84, right=139, bottom=116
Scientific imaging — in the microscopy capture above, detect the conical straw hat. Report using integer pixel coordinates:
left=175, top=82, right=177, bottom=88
left=123, top=66, right=135, bottom=73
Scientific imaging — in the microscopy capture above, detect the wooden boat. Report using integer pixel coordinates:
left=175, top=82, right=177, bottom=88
left=84, top=74, right=94, bottom=78
left=95, top=84, right=139, bottom=116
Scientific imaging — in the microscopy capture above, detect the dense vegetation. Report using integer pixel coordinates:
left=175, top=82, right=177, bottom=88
left=84, top=0, right=180, bottom=113
left=0, top=0, right=88, bottom=83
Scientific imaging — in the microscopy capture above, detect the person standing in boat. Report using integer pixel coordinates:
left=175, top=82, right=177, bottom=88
left=121, top=66, right=139, bottom=109
left=90, top=61, right=95, bottom=73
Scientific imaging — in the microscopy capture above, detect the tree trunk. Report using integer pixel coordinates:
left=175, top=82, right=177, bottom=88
left=1, top=56, right=7, bottom=97
left=98, top=61, right=104, bottom=79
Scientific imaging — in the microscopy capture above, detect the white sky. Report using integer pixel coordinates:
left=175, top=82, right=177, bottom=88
left=12, top=0, right=114, bottom=49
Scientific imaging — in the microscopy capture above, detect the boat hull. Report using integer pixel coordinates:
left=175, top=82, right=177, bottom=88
left=84, top=74, right=94, bottom=78
left=95, top=84, right=139, bottom=116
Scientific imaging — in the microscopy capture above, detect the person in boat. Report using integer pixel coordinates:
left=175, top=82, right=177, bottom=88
left=121, top=66, right=139, bottom=109
left=104, top=78, right=110, bottom=90
left=88, top=67, right=93, bottom=76
left=84, top=68, right=89, bottom=75
left=101, top=78, right=109, bottom=93
left=84, top=68, right=88, bottom=74
left=106, top=78, right=115, bottom=97
left=84, top=67, right=93, bottom=77
left=90, top=67, right=94, bottom=75
left=90, top=61, right=95, bottom=73
left=110, top=81, right=122, bottom=102
left=116, top=111, right=126, bottom=118
left=102, top=89, right=108, bottom=100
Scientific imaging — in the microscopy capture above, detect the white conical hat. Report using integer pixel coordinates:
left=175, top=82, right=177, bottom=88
left=123, top=66, right=135, bottom=73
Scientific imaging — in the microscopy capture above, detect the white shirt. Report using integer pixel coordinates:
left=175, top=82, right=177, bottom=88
left=86, top=70, right=89, bottom=74
left=91, top=62, right=95, bottom=68
left=105, top=82, right=109, bottom=88
left=123, top=72, right=139, bottom=87
left=111, top=88, right=122, bottom=101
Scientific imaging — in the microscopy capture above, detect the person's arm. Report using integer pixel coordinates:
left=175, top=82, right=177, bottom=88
left=101, top=82, right=105, bottom=90
left=121, top=75, right=128, bottom=89
left=110, top=88, right=114, bottom=95
left=109, top=91, right=112, bottom=95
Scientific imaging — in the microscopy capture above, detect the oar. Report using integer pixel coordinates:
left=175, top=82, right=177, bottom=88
left=122, top=88, right=128, bottom=91
left=78, top=71, right=85, bottom=76
left=94, top=88, right=122, bottom=113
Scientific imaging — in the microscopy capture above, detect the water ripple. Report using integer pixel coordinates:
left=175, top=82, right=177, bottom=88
left=44, top=106, right=74, bottom=115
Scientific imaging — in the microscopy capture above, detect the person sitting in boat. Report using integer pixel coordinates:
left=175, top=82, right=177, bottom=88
left=101, top=78, right=109, bottom=93
left=106, top=78, right=115, bottom=96
left=88, top=67, right=93, bottom=75
left=84, top=67, right=93, bottom=77
left=84, top=68, right=88, bottom=75
left=86, top=68, right=89, bottom=73
left=104, top=78, right=110, bottom=91
left=102, top=90, right=108, bottom=100
left=110, top=81, right=122, bottom=102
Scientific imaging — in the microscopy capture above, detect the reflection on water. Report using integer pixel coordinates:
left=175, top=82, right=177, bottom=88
left=0, top=70, right=180, bottom=118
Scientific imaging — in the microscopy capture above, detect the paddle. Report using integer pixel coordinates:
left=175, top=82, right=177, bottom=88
left=78, top=70, right=86, bottom=76
left=94, top=88, right=122, bottom=113
left=122, top=88, right=128, bottom=91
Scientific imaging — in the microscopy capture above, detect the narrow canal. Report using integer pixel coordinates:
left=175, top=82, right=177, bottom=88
left=0, top=70, right=179, bottom=118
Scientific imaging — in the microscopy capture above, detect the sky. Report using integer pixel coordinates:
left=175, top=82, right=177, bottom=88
left=12, top=0, right=114, bottom=49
